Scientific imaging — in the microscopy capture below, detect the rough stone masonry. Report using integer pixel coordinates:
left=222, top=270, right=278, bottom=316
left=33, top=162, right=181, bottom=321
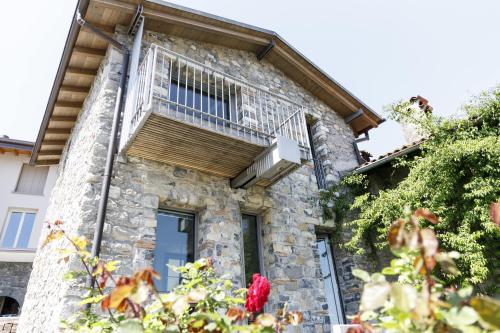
left=19, top=26, right=375, bottom=332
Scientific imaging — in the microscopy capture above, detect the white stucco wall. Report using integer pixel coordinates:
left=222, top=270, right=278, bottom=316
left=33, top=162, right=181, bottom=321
left=0, top=153, right=57, bottom=262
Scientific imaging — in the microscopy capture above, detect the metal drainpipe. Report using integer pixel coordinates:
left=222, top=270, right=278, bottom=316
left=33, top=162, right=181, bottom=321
left=76, top=12, right=130, bottom=290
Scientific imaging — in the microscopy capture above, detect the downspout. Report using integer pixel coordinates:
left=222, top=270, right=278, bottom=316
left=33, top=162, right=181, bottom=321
left=76, top=12, right=130, bottom=289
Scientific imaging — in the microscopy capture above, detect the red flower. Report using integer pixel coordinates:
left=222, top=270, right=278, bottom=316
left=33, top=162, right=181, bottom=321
left=245, top=274, right=270, bottom=313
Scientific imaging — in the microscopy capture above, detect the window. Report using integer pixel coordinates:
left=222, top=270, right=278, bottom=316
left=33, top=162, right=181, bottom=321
left=1, top=210, right=36, bottom=249
left=316, top=236, right=345, bottom=325
left=241, top=214, right=262, bottom=286
left=153, top=210, right=196, bottom=292
left=15, top=164, right=49, bottom=195
left=167, top=62, right=235, bottom=124
left=307, top=123, right=326, bottom=189
left=0, top=297, right=20, bottom=317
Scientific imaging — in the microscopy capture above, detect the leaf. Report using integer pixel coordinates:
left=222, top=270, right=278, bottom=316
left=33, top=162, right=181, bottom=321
left=254, top=313, right=277, bottom=327
left=445, top=306, right=479, bottom=327
left=360, top=282, right=390, bottom=311
left=79, top=294, right=106, bottom=305
left=109, top=285, right=135, bottom=309
left=390, top=283, right=417, bottom=312
left=470, top=296, right=500, bottom=329
left=204, top=322, right=217, bottom=331
left=187, top=289, right=207, bottom=303
left=42, top=230, right=64, bottom=248
left=414, top=208, right=439, bottom=224
left=435, top=252, right=459, bottom=276
left=285, top=311, right=303, bottom=325
left=116, top=319, right=144, bottom=333
left=172, top=296, right=189, bottom=316
left=490, top=202, right=500, bottom=227
left=352, top=269, right=371, bottom=283
left=71, top=236, right=88, bottom=250
left=457, top=286, right=473, bottom=298
left=226, top=307, right=246, bottom=322
left=388, top=219, right=405, bottom=249
left=105, top=260, right=120, bottom=272
left=420, top=229, right=438, bottom=257
left=129, top=283, right=149, bottom=304
left=371, top=273, right=386, bottom=283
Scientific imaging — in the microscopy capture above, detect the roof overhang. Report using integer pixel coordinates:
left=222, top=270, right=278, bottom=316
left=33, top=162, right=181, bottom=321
left=0, top=137, right=34, bottom=156
left=31, top=0, right=384, bottom=165
left=354, top=140, right=424, bottom=174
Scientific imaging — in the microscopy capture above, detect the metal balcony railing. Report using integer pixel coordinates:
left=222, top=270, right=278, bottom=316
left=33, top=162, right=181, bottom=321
left=122, top=44, right=311, bottom=155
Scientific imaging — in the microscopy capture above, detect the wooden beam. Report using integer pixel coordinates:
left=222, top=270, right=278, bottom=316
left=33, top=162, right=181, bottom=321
left=66, top=67, right=98, bottom=77
left=46, top=128, right=72, bottom=135
left=91, top=0, right=268, bottom=45
left=83, top=21, right=115, bottom=34
left=38, top=150, right=63, bottom=156
left=344, top=109, right=364, bottom=124
left=60, top=85, right=90, bottom=94
left=55, top=101, right=83, bottom=109
left=36, top=159, right=60, bottom=165
left=73, top=45, right=107, bottom=58
left=41, top=140, right=67, bottom=146
left=51, top=115, right=78, bottom=122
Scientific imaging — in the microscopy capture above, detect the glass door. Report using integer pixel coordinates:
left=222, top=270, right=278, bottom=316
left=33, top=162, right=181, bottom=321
left=316, top=236, right=345, bottom=325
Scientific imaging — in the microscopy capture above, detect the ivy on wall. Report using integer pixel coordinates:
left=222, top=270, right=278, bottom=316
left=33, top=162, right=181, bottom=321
left=323, top=86, right=500, bottom=291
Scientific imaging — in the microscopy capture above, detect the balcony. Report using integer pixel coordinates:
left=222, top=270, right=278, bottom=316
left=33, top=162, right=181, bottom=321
left=120, top=45, right=310, bottom=187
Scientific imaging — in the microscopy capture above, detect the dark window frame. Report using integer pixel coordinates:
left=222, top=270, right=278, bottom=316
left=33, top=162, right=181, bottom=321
left=240, top=213, right=265, bottom=288
left=153, top=208, right=199, bottom=293
left=306, top=122, right=327, bottom=189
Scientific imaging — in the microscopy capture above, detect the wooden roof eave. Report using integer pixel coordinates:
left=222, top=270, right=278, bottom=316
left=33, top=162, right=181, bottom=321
left=32, top=0, right=384, bottom=165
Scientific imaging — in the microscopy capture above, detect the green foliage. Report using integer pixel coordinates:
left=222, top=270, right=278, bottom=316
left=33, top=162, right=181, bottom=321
left=43, top=221, right=303, bottom=333
left=351, top=209, right=500, bottom=333
left=345, top=86, right=500, bottom=288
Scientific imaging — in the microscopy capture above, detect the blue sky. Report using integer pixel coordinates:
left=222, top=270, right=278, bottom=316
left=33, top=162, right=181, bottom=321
left=1, top=0, right=499, bottom=157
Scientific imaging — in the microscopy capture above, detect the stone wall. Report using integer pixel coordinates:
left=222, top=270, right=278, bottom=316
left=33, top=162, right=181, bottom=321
left=18, top=39, right=127, bottom=332
left=0, top=262, right=31, bottom=309
left=19, top=26, right=374, bottom=332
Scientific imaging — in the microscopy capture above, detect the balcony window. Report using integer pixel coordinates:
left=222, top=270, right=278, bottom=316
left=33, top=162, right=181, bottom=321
left=241, top=214, right=263, bottom=286
left=1, top=210, right=36, bottom=249
left=168, top=76, right=232, bottom=123
left=15, top=164, right=49, bottom=195
left=153, top=210, right=196, bottom=292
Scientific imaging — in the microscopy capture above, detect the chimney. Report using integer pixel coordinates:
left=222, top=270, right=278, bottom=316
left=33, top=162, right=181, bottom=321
left=400, top=95, right=432, bottom=144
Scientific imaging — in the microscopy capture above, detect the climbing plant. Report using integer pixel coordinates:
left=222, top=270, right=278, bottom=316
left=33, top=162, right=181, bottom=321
left=335, top=86, right=500, bottom=289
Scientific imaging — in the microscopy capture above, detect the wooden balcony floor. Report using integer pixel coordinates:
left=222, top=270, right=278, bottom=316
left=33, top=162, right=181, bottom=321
left=126, top=113, right=267, bottom=178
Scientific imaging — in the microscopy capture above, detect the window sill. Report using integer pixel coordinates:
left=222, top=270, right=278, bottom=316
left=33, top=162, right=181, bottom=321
left=11, top=191, right=45, bottom=196
left=0, top=248, right=36, bottom=253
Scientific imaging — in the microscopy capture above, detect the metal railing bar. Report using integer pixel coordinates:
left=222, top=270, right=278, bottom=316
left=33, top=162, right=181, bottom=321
left=152, top=45, right=304, bottom=108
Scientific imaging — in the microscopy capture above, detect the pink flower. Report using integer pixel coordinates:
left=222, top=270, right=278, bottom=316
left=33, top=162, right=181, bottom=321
left=245, top=274, right=270, bottom=313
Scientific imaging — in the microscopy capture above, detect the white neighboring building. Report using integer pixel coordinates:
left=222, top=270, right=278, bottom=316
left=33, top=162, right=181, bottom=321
left=0, top=136, right=57, bottom=316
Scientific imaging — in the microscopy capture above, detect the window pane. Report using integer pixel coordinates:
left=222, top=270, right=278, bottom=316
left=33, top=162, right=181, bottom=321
left=16, top=213, right=36, bottom=248
left=153, top=210, right=195, bottom=292
left=1, top=212, right=22, bottom=248
left=16, top=164, right=49, bottom=195
left=317, top=238, right=344, bottom=325
left=241, top=214, right=261, bottom=286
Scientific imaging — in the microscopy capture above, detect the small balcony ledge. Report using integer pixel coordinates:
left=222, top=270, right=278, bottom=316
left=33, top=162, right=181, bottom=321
left=120, top=45, right=310, bottom=183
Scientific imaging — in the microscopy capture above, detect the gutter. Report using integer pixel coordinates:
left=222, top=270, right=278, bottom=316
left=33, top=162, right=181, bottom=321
left=29, top=0, right=90, bottom=166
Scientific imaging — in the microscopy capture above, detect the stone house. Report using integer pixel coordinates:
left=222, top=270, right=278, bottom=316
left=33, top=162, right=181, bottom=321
left=0, top=137, right=57, bottom=316
left=19, top=1, right=384, bottom=332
